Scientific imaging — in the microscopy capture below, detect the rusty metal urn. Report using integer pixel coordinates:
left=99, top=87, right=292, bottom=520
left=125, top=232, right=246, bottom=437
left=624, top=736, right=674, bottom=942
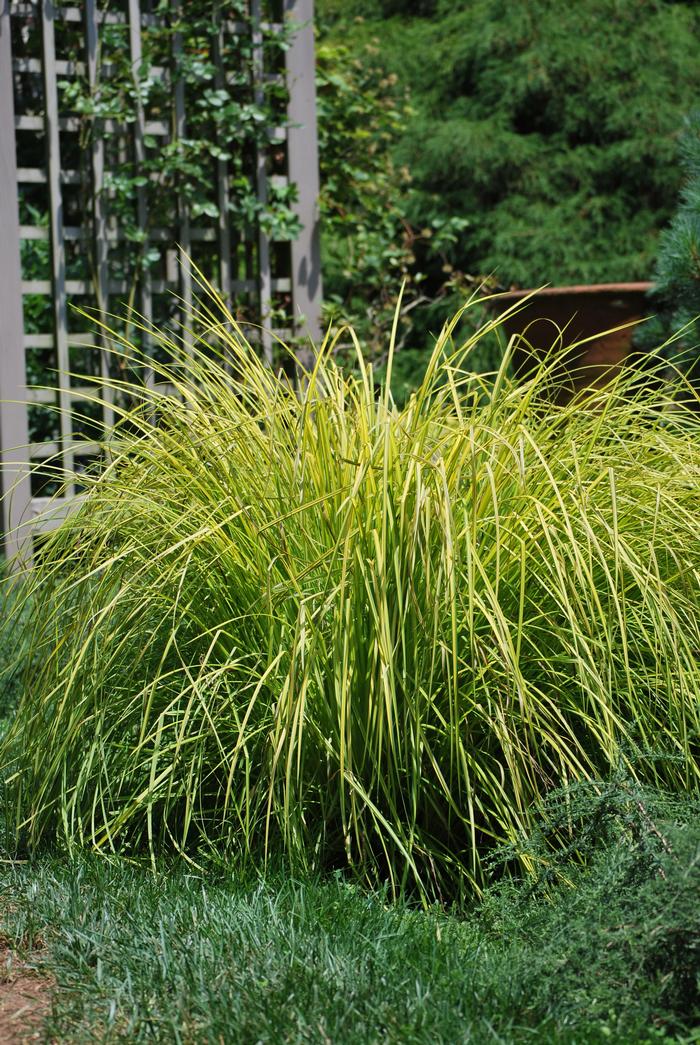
left=492, top=282, right=652, bottom=401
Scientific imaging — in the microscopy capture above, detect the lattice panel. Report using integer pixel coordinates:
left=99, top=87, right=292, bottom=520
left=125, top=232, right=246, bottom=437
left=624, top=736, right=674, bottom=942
left=0, top=0, right=321, bottom=556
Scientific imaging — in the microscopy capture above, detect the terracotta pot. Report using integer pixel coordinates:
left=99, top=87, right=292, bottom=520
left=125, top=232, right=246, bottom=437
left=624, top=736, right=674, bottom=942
left=492, top=282, right=652, bottom=401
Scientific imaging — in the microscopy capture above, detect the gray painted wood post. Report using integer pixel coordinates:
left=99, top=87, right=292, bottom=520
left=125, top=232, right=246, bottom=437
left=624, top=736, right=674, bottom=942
left=85, top=0, right=114, bottom=430
left=173, top=6, right=193, bottom=354
left=252, top=0, right=273, bottom=365
left=0, top=1, right=32, bottom=563
left=41, top=0, right=74, bottom=491
left=128, top=0, right=153, bottom=375
left=213, top=11, right=233, bottom=317
left=285, top=0, right=323, bottom=364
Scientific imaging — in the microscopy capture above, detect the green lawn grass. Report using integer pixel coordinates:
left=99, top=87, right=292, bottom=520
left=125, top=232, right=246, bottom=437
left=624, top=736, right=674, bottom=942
left=1, top=776, right=698, bottom=1043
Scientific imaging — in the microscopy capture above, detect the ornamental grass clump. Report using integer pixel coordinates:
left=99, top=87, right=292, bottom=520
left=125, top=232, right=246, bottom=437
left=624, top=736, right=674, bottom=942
left=2, top=288, right=700, bottom=900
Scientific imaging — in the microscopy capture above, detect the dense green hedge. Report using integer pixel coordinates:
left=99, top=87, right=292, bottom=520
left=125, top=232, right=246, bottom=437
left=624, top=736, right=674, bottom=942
left=318, top=0, right=700, bottom=295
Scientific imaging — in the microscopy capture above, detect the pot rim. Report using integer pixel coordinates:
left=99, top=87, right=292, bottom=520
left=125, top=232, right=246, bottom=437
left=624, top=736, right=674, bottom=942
left=493, top=281, right=653, bottom=302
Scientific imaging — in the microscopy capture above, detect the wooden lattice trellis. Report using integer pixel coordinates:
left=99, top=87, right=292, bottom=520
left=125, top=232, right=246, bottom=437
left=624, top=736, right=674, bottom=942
left=0, top=0, right=322, bottom=560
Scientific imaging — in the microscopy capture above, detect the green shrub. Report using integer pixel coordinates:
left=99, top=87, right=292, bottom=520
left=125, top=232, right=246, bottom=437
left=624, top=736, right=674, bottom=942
left=640, top=111, right=700, bottom=379
left=315, top=35, right=470, bottom=381
left=653, top=112, right=700, bottom=317
left=319, top=0, right=700, bottom=289
left=2, top=290, right=700, bottom=900
left=482, top=772, right=700, bottom=1037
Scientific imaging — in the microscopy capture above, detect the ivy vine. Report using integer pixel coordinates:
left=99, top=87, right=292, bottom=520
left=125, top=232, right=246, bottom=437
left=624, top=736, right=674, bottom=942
left=55, top=1, right=300, bottom=313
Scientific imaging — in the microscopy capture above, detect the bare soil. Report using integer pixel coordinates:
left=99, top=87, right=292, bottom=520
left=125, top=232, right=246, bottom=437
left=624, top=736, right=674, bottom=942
left=0, top=946, right=52, bottom=1044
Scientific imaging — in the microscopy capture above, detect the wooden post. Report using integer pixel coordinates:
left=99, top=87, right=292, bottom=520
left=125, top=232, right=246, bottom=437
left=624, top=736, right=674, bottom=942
left=252, top=0, right=273, bottom=365
left=285, top=0, right=323, bottom=363
left=85, top=0, right=114, bottom=429
left=128, top=0, right=154, bottom=377
left=172, top=3, right=193, bottom=353
left=0, top=1, right=32, bottom=563
left=42, top=0, right=73, bottom=492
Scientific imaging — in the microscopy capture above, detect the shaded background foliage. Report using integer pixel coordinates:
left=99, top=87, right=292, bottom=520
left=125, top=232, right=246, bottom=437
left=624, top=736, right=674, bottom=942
left=19, top=1, right=700, bottom=394
left=315, top=35, right=472, bottom=400
left=316, top=0, right=700, bottom=388
left=640, top=111, right=700, bottom=376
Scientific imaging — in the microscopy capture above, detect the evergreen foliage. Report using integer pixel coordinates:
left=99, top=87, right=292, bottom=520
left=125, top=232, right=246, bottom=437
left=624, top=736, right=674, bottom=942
left=318, top=0, right=700, bottom=290
left=648, top=112, right=700, bottom=370
left=655, top=114, right=700, bottom=319
left=316, top=37, right=469, bottom=373
left=481, top=774, right=700, bottom=1038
